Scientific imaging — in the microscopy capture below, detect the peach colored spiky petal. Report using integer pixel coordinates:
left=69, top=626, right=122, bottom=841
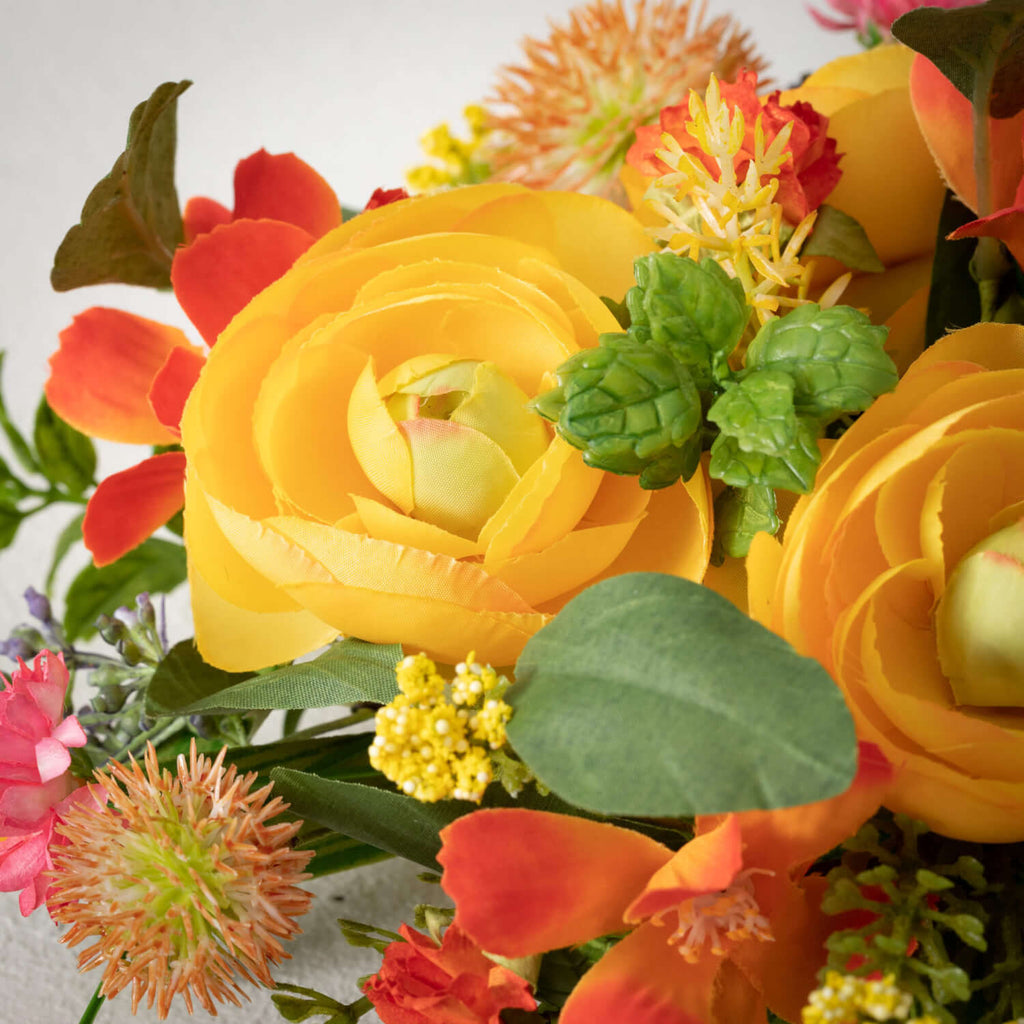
left=484, top=0, right=767, bottom=198
left=48, top=742, right=313, bottom=1020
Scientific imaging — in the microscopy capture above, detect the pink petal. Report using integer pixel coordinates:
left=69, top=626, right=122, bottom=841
left=33, top=737, right=71, bottom=784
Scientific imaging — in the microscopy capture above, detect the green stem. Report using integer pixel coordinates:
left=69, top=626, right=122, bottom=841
left=77, top=982, right=105, bottom=1024
left=284, top=709, right=374, bottom=741
left=117, top=716, right=189, bottom=760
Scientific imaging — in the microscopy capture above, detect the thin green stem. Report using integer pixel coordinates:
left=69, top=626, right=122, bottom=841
left=77, top=982, right=105, bottom=1024
left=284, top=709, right=374, bottom=741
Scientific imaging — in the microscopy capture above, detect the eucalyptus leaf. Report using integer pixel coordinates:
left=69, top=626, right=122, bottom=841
left=51, top=80, right=191, bottom=291
left=892, top=0, right=1024, bottom=118
left=63, top=538, right=186, bottom=641
left=507, top=573, right=857, bottom=816
left=173, top=638, right=403, bottom=714
left=32, top=399, right=96, bottom=496
left=801, top=205, right=884, bottom=273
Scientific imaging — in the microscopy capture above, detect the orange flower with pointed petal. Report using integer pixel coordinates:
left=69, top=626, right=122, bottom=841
left=439, top=744, right=891, bottom=1024
left=45, top=151, right=341, bottom=566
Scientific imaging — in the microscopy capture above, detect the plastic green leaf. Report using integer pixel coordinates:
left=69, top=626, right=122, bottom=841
left=926, top=191, right=983, bottom=346
left=32, top=399, right=96, bottom=497
left=626, top=253, right=747, bottom=387
left=712, top=484, right=781, bottom=561
left=45, top=512, right=85, bottom=593
left=893, top=0, right=1024, bottom=118
left=146, top=640, right=256, bottom=716
left=0, top=353, right=40, bottom=475
left=533, top=334, right=702, bottom=488
left=51, top=80, right=191, bottom=291
left=63, top=538, right=186, bottom=641
left=801, top=205, right=885, bottom=272
left=507, top=573, right=858, bottom=816
left=707, top=371, right=800, bottom=457
left=709, top=418, right=821, bottom=492
left=744, top=304, right=896, bottom=420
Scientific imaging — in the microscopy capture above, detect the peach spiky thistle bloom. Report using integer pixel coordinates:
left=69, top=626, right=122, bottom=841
left=484, top=0, right=766, bottom=199
left=47, top=741, right=313, bottom=1019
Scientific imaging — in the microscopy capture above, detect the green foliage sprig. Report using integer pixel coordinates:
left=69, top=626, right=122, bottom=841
left=532, top=252, right=897, bottom=557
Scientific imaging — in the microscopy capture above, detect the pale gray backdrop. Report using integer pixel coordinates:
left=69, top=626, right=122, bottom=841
left=1, top=2, right=851, bottom=1021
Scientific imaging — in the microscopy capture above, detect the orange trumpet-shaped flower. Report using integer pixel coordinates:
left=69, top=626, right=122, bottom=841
left=45, top=151, right=341, bottom=566
left=439, top=744, right=891, bottom=1024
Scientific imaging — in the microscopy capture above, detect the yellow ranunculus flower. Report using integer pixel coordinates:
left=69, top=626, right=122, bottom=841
left=181, top=183, right=712, bottom=671
left=748, top=324, right=1024, bottom=842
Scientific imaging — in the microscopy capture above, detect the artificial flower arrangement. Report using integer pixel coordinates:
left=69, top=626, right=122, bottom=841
left=3, top=0, right=1024, bottom=1022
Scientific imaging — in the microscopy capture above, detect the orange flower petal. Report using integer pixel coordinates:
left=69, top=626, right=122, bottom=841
left=148, top=344, right=206, bottom=436
left=438, top=809, right=671, bottom=958
left=949, top=205, right=1024, bottom=272
left=182, top=196, right=231, bottom=244
left=83, top=452, right=186, bottom=566
left=171, top=219, right=315, bottom=346
left=232, top=149, right=342, bottom=239
left=46, top=308, right=189, bottom=445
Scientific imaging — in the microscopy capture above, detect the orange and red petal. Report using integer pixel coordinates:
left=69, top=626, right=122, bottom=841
left=149, top=345, right=206, bottom=435
left=438, top=808, right=672, bottom=958
left=949, top=205, right=1024, bottom=272
left=232, top=149, right=342, bottom=238
left=171, top=218, right=315, bottom=346
left=182, top=196, right=232, bottom=243
left=83, top=452, right=186, bottom=566
left=46, top=308, right=191, bottom=445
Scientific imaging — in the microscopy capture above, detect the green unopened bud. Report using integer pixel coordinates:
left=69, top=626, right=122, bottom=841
left=531, top=333, right=702, bottom=489
left=936, top=517, right=1024, bottom=707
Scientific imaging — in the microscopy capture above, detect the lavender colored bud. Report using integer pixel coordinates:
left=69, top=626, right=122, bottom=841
left=23, top=587, right=52, bottom=624
left=0, top=636, right=37, bottom=661
left=113, top=606, right=138, bottom=629
left=135, top=592, right=157, bottom=630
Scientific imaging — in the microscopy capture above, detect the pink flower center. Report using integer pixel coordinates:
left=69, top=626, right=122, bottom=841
left=654, top=868, right=775, bottom=962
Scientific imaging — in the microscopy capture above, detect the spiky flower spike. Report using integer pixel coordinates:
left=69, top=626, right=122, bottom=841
left=484, top=0, right=765, bottom=198
left=48, top=742, right=313, bottom=1019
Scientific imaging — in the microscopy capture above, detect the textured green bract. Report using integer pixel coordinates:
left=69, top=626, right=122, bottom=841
left=893, top=0, right=1024, bottom=118
left=166, top=638, right=403, bottom=714
left=626, top=253, right=747, bottom=387
left=533, top=334, right=702, bottom=488
left=707, top=371, right=800, bottom=458
left=33, top=399, right=96, bottom=497
left=709, top=418, right=821, bottom=492
left=744, top=304, right=896, bottom=420
left=801, top=205, right=885, bottom=273
left=51, top=81, right=190, bottom=291
left=63, top=538, right=186, bottom=641
left=712, top=484, right=781, bottom=560
left=507, top=573, right=857, bottom=815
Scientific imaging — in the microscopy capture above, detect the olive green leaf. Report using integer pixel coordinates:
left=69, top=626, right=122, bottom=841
left=802, top=205, right=884, bottom=273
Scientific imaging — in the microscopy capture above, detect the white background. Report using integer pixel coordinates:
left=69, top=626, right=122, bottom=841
left=0, top=2, right=851, bottom=1022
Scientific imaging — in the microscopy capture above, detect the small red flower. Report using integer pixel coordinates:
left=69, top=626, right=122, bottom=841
left=364, top=921, right=537, bottom=1024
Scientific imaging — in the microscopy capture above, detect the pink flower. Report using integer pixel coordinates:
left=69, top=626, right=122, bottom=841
left=809, top=0, right=978, bottom=39
left=0, top=651, right=90, bottom=915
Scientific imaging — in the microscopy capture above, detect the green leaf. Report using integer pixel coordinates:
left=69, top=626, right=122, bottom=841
left=146, top=639, right=255, bottom=716
left=0, top=352, right=40, bottom=474
left=32, top=399, right=96, bottom=496
left=51, top=81, right=190, bottom=291
left=63, top=538, right=186, bottom=641
left=45, top=511, right=86, bottom=593
left=626, top=253, right=747, bottom=387
left=801, top=205, right=884, bottom=273
left=926, top=190, right=983, bottom=346
left=298, top=830, right=391, bottom=878
left=893, top=0, right=1024, bottom=118
left=707, top=371, right=801, bottom=458
left=0, top=506, right=23, bottom=550
left=709, top=417, right=822, bottom=492
left=170, top=638, right=403, bottom=714
left=507, top=573, right=858, bottom=816
left=744, top=304, right=896, bottom=420
left=712, top=484, right=780, bottom=561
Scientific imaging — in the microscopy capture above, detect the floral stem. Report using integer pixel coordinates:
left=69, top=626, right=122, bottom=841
left=77, top=982, right=105, bottom=1024
left=284, top=709, right=374, bottom=741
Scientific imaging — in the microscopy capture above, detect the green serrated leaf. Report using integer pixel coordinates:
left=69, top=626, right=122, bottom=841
left=63, top=538, right=186, bottom=641
left=744, top=304, right=896, bottom=420
left=51, top=81, right=191, bottom=291
left=802, top=204, right=885, bottom=273
left=0, top=352, right=40, bottom=475
left=712, top=484, right=780, bottom=561
left=709, top=418, right=822, bottom=492
left=893, top=0, right=1024, bottom=118
left=32, top=399, right=96, bottom=496
left=45, top=511, right=86, bottom=593
left=173, top=638, right=404, bottom=714
left=626, top=253, right=747, bottom=386
left=146, top=639, right=255, bottom=716
left=507, top=573, right=858, bottom=816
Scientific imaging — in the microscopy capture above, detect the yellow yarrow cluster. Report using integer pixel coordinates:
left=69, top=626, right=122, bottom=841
left=369, top=652, right=512, bottom=803
left=406, top=105, right=492, bottom=193
left=643, top=75, right=844, bottom=330
left=802, top=971, right=940, bottom=1024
